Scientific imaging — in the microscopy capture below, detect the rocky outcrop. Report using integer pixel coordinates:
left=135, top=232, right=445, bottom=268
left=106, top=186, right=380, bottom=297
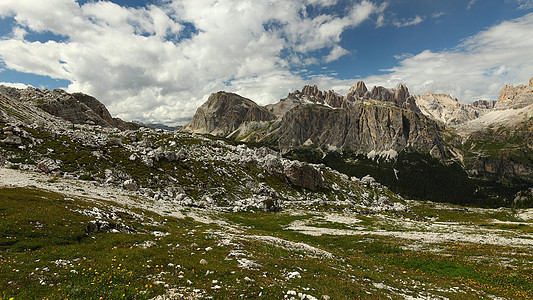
left=37, top=158, right=62, bottom=174
left=346, top=81, right=368, bottom=101
left=182, top=92, right=276, bottom=136
left=36, top=89, right=123, bottom=128
left=494, top=78, right=533, bottom=110
left=268, top=82, right=421, bottom=114
left=472, top=100, right=496, bottom=110
left=462, top=116, right=533, bottom=184
left=345, top=82, right=420, bottom=112
left=291, top=85, right=346, bottom=108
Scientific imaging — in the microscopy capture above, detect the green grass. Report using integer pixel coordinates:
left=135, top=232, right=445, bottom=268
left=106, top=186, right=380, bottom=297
left=1, top=187, right=533, bottom=299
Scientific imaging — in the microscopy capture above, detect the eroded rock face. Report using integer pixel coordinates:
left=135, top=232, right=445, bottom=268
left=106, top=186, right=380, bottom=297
left=37, top=89, right=118, bottom=128
left=345, top=82, right=420, bottom=112
left=271, top=103, right=445, bottom=158
left=495, top=80, right=533, bottom=109
left=291, top=85, right=346, bottom=108
left=182, top=92, right=276, bottom=136
left=346, top=81, right=368, bottom=101
left=471, top=100, right=496, bottom=110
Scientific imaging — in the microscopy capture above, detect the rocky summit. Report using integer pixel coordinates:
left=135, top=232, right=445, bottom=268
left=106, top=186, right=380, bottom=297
left=182, top=91, right=276, bottom=137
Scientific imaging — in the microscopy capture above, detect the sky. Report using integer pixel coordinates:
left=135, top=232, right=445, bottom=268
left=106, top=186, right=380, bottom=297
left=0, top=0, right=532, bottom=125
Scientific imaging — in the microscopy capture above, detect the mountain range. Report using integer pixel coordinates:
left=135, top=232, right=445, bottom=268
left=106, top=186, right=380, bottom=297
left=184, top=78, right=533, bottom=206
left=0, top=78, right=531, bottom=207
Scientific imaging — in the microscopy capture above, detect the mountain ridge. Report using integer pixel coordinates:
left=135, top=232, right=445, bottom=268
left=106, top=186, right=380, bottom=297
left=183, top=78, right=533, bottom=205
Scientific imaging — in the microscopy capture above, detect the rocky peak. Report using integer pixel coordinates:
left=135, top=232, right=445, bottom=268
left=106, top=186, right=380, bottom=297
left=344, top=81, right=420, bottom=112
left=414, top=93, right=492, bottom=126
left=530, top=77, right=533, bottom=88
left=301, top=85, right=321, bottom=97
left=346, top=81, right=368, bottom=101
left=288, top=85, right=346, bottom=108
left=182, top=91, right=276, bottom=136
left=395, top=84, right=409, bottom=104
left=495, top=79, right=533, bottom=110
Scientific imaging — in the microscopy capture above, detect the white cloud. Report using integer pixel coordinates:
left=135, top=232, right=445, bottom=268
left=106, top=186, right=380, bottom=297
left=0, top=82, right=31, bottom=89
left=392, top=15, right=424, bottom=28
left=306, top=0, right=338, bottom=7
left=0, top=0, right=379, bottom=125
left=359, top=13, right=533, bottom=102
left=467, top=0, right=477, bottom=10
left=1, top=0, right=531, bottom=126
left=325, top=45, right=350, bottom=62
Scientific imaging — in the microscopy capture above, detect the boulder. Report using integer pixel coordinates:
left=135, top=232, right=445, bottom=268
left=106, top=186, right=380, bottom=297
left=123, top=179, right=138, bottom=191
left=37, top=158, right=61, bottom=174
left=107, top=138, right=123, bottom=147
left=164, top=151, right=177, bottom=161
left=263, top=155, right=284, bottom=178
left=1, top=135, right=22, bottom=145
left=284, top=161, right=325, bottom=191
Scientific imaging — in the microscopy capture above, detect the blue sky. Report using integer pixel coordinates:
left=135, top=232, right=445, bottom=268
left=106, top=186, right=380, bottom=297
left=0, top=0, right=532, bottom=124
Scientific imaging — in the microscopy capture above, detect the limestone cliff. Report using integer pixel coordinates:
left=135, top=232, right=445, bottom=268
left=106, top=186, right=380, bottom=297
left=182, top=91, right=276, bottom=137
left=494, top=79, right=533, bottom=110
left=264, top=102, right=445, bottom=158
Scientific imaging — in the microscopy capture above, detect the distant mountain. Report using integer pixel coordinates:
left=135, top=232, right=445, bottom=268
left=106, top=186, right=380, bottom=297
left=183, top=91, right=276, bottom=137
left=185, top=82, right=445, bottom=159
left=413, top=93, right=493, bottom=126
left=183, top=78, right=533, bottom=206
left=136, top=123, right=182, bottom=131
